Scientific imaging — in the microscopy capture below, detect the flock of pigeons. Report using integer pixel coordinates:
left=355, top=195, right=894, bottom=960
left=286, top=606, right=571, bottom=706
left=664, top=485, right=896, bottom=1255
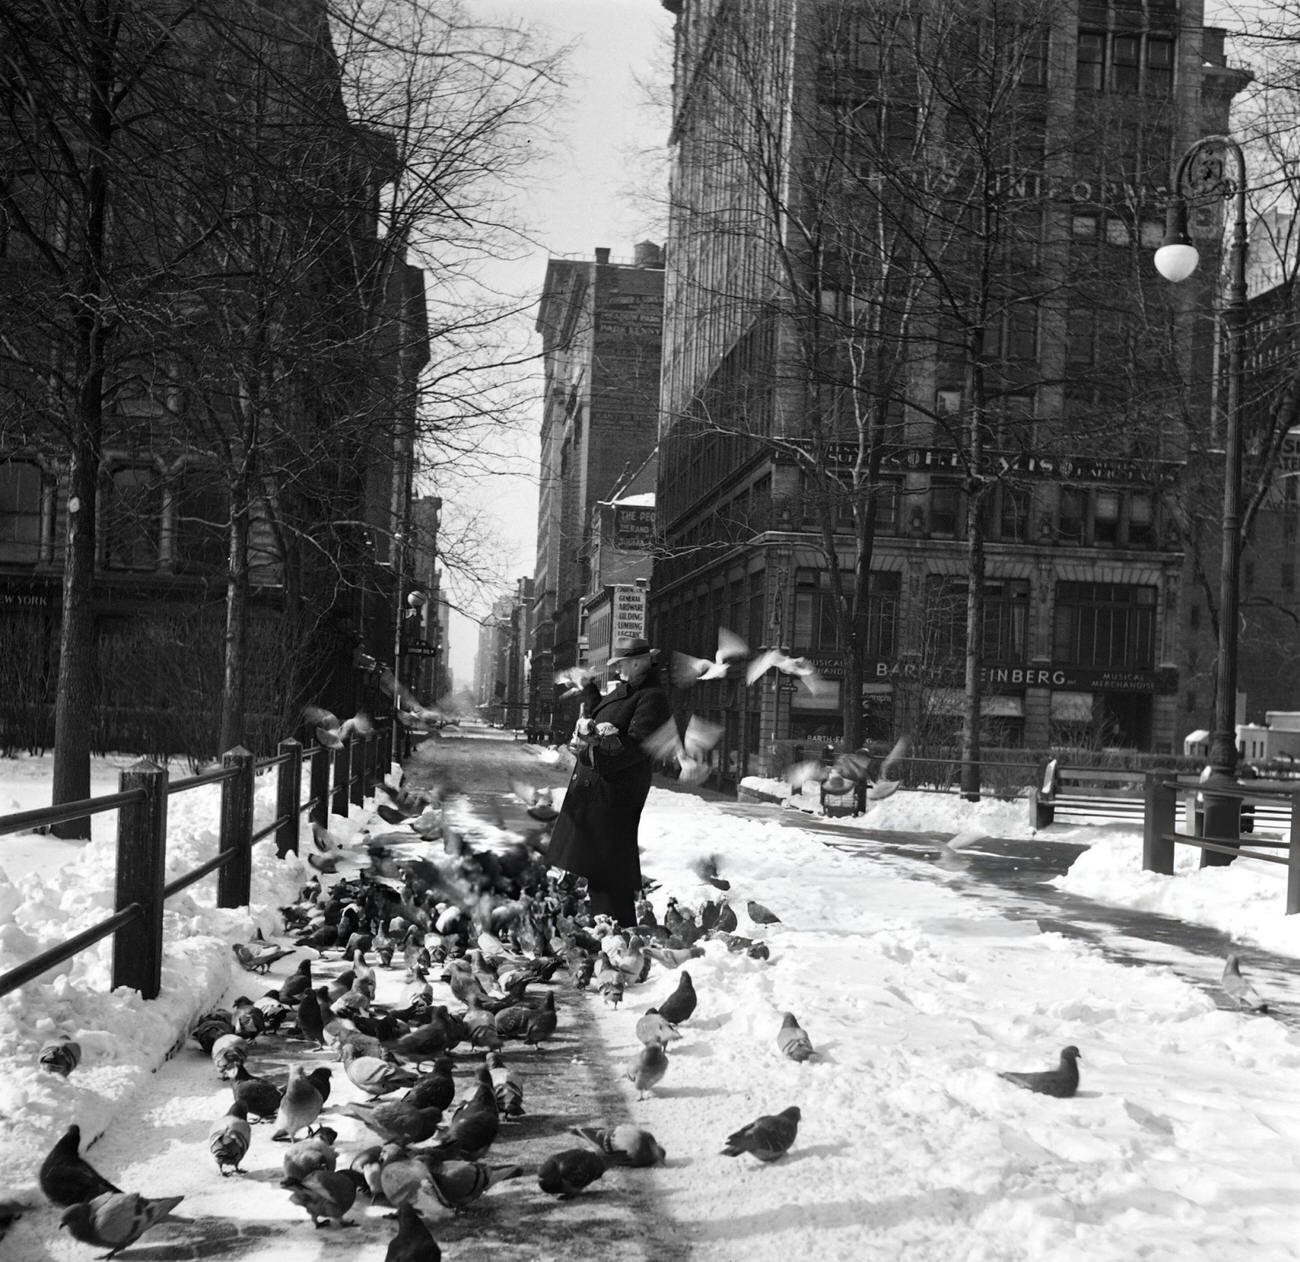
left=24, top=769, right=815, bottom=1259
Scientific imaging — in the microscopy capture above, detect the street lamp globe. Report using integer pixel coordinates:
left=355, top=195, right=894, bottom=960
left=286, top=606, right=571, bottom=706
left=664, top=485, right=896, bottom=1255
left=1154, top=241, right=1200, bottom=283
left=407, top=590, right=428, bottom=609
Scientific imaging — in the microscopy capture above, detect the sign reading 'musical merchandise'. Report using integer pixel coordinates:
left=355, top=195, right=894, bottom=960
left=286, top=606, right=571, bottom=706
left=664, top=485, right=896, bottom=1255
left=613, top=585, right=646, bottom=643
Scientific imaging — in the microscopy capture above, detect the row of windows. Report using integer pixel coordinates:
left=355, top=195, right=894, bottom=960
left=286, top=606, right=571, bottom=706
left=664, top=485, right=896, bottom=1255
left=0, top=460, right=229, bottom=573
left=791, top=571, right=1156, bottom=670
left=817, top=11, right=1173, bottom=96
left=800, top=476, right=1162, bottom=549
left=1077, top=31, right=1173, bottom=95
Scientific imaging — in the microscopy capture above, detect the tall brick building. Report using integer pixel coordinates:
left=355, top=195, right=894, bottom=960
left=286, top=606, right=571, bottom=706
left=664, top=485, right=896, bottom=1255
left=530, top=244, right=664, bottom=732
left=654, top=0, right=1249, bottom=781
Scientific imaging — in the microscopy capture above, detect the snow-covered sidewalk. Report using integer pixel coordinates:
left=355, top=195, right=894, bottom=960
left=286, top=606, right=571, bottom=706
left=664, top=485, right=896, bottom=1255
left=0, top=755, right=1298, bottom=1259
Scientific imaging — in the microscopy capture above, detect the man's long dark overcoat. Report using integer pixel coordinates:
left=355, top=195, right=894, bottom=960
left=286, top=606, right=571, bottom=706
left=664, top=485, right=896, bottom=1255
left=546, top=675, right=672, bottom=893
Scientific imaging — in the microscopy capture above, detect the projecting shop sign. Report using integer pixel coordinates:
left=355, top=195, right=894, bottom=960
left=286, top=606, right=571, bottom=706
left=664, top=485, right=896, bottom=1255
left=613, top=586, right=646, bottom=642
left=613, top=505, right=655, bottom=549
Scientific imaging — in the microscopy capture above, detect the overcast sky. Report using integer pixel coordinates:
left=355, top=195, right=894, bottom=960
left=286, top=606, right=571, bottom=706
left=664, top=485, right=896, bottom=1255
left=444, top=0, right=673, bottom=688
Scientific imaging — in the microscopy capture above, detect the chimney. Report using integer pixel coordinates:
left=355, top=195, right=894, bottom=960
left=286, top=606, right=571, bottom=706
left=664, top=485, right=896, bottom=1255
left=594, top=247, right=611, bottom=265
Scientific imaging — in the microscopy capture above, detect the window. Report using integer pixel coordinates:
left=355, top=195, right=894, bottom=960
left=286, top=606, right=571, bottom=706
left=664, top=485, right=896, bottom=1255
left=793, top=568, right=899, bottom=659
left=984, top=303, right=1038, bottom=362
left=983, top=579, right=1030, bottom=663
left=0, top=461, right=43, bottom=563
left=1077, top=31, right=1105, bottom=90
left=1053, top=581, right=1156, bottom=668
left=103, top=465, right=161, bottom=571
left=1094, top=489, right=1120, bottom=544
left=936, top=389, right=962, bottom=416
left=1129, top=491, right=1155, bottom=546
left=999, top=485, right=1030, bottom=542
left=873, top=479, right=901, bottom=534
left=1112, top=35, right=1140, bottom=91
left=1145, top=38, right=1173, bottom=95
left=1059, top=485, right=1085, bottom=543
left=173, top=465, right=228, bottom=573
left=1016, top=25, right=1049, bottom=87
left=1105, top=216, right=1132, bottom=247
left=930, top=480, right=962, bottom=537
left=1067, top=309, right=1096, bottom=365
left=1072, top=212, right=1099, bottom=240
left=924, top=576, right=967, bottom=669
left=794, top=569, right=844, bottom=652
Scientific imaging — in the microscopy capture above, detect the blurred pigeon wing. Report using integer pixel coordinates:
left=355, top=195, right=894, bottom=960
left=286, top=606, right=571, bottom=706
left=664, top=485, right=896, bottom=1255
left=879, top=735, right=910, bottom=778
left=642, top=719, right=684, bottom=761
left=670, top=652, right=709, bottom=688
left=716, top=627, right=748, bottom=662
left=683, top=716, right=724, bottom=760
left=745, top=648, right=780, bottom=686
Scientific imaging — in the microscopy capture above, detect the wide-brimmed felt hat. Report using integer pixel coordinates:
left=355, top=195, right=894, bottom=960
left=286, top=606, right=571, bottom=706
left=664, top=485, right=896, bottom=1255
left=608, top=636, right=659, bottom=663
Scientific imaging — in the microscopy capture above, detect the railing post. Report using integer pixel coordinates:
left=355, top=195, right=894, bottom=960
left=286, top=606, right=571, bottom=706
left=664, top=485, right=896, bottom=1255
left=1143, top=771, right=1175, bottom=875
left=1288, top=792, right=1300, bottom=915
left=349, top=735, right=364, bottom=809
left=218, top=746, right=255, bottom=909
left=113, top=759, right=169, bottom=999
left=275, top=739, right=303, bottom=858
left=332, top=738, right=350, bottom=817
left=309, top=745, right=330, bottom=830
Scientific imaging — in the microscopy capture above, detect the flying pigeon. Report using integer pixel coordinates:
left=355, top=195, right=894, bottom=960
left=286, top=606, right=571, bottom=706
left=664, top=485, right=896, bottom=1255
left=303, top=705, right=372, bottom=750
left=670, top=627, right=748, bottom=686
left=865, top=735, right=911, bottom=799
left=998, top=1045, right=1081, bottom=1098
left=745, top=649, right=832, bottom=695
left=508, top=781, right=559, bottom=822
left=722, top=1106, right=801, bottom=1162
left=1221, top=953, right=1269, bottom=1012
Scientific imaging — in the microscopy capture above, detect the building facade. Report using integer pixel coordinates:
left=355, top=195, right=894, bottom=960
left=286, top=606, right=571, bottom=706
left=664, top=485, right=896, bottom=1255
left=654, top=0, right=1249, bottom=780
left=530, top=244, right=664, bottom=732
left=0, top=0, right=426, bottom=757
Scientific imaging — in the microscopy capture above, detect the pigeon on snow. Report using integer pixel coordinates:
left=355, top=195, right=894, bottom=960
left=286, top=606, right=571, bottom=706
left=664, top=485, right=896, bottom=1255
left=998, top=1045, right=1081, bottom=1098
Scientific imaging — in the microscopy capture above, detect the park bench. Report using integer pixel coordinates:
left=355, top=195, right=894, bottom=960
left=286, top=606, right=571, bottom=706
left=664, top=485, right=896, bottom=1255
left=1030, top=762, right=1148, bottom=827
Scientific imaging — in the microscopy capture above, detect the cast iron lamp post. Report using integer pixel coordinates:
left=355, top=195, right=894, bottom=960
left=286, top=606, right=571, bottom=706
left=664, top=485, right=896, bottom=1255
left=1153, top=134, right=1247, bottom=858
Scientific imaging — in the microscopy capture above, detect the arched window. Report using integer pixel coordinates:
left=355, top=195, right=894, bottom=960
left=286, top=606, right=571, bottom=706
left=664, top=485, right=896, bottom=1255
left=103, top=465, right=161, bottom=571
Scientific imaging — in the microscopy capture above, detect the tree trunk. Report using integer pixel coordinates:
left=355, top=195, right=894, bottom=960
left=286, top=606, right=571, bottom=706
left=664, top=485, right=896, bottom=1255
left=51, top=0, right=114, bottom=837
left=51, top=433, right=99, bottom=837
left=219, top=493, right=251, bottom=753
left=960, top=492, right=985, bottom=801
